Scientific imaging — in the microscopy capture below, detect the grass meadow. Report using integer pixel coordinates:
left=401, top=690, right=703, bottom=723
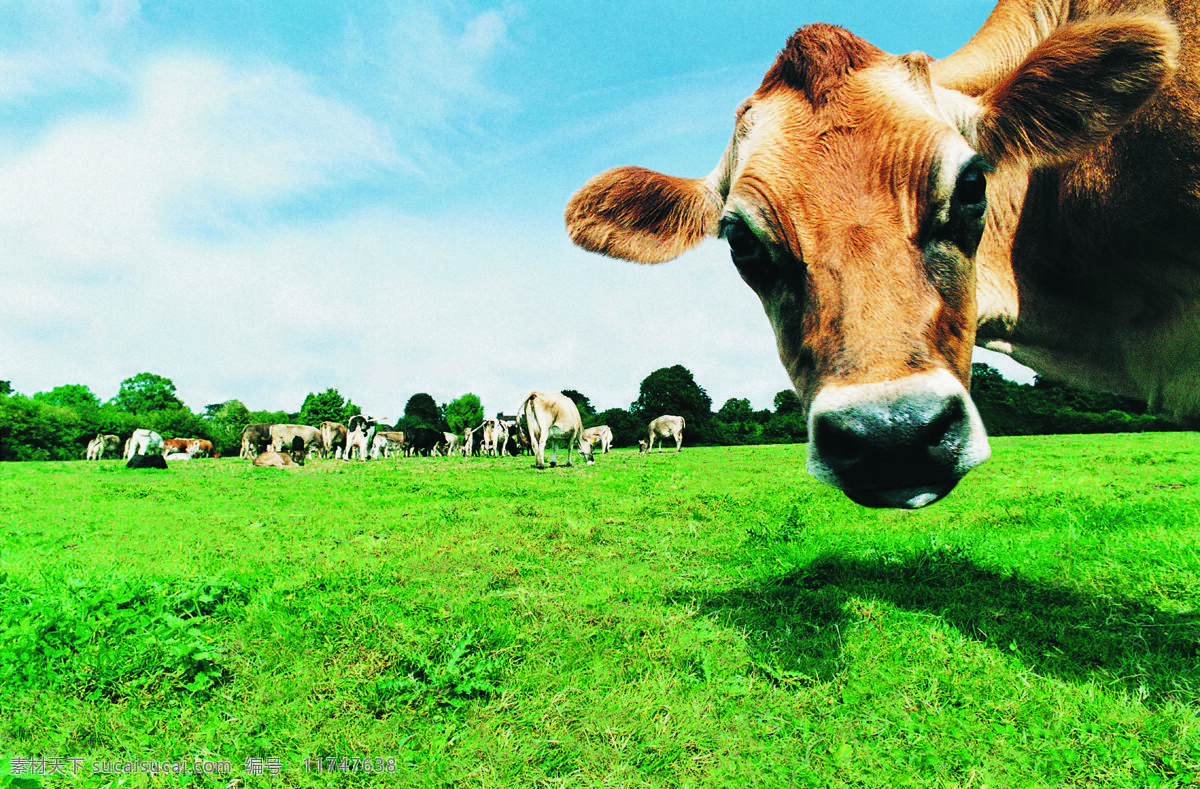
left=1, top=433, right=1198, bottom=787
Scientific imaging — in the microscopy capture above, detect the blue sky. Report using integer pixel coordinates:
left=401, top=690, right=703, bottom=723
left=0, top=0, right=1033, bottom=421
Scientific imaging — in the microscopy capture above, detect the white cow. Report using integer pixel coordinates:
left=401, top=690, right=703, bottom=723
left=582, top=425, right=614, bottom=454
left=519, top=391, right=594, bottom=469
left=86, top=433, right=120, bottom=460
left=125, top=429, right=165, bottom=458
left=647, top=415, right=685, bottom=453
left=480, top=419, right=503, bottom=456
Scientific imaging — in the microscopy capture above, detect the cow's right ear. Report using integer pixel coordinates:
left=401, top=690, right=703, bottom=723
left=565, top=166, right=723, bottom=264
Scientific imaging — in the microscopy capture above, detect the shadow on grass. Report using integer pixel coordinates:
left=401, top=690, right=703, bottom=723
left=670, top=549, right=1200, bottom=704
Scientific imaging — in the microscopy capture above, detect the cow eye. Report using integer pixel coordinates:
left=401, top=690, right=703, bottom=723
left=721, top=217, right=775, bottom=282
left=953, top=159, right=989, bottom=212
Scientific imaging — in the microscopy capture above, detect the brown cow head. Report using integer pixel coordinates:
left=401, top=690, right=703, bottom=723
left=566, top=19, right=1176, bottom=507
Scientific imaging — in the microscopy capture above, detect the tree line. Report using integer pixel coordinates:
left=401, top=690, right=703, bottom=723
left=0, top=363, right=1184, bottom=462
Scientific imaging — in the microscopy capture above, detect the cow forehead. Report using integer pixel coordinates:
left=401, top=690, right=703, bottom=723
left=728, top=61, right=979, bottom=233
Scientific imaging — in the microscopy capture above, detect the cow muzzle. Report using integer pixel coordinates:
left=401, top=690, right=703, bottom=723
left=806, top=370, right=991, bottom=508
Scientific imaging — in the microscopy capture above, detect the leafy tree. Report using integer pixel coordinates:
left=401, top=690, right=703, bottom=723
left=143, top=407, right=209, bottom=441
left=0, top=381, right=11, bottom=395
left=445, top=394, right=485, bottom=433
left=0, top=395, right=88, bottom=461
left=402, top=393, right=446, bottom=431
left=631, top=365, right=714, bottom=444
left=717, top=397, right=753, bottom=423
left=561, top=389, right=595, bottom=418
left=773, top=389, right=803, bottom=415
left=969, top=363, right=1178, bottom=436
left=33, top=384, right=100, bottom=412
left=592, top=407, right=642, bottom=449
left=202, top=400, right=253, bottom=456
left=714, top=397, right=762, bottom=445
left=758, top=389, right=807, bottom=443
left=248, top=409, right=291, bottom=426
left=110, top=372, right=185, bottom=414
left=298, top=388, right=359, bottom=426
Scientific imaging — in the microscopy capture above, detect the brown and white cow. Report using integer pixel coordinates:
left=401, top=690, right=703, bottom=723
left=163, top=438, right=191, bottom=456
left=187, top=438, right=215, bottom=458
left=646, top=416, right=685, bottom=453
left=582, top=425, right=614, bottom=454
left=566, top=0, right=1193, bottom=508
left=520, top=391, right=595, bottom=469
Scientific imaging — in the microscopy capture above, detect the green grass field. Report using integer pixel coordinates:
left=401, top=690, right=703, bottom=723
left=1, top=433, right=1198, bottom=787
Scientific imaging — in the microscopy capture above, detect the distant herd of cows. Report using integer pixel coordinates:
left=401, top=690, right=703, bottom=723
left=83, top=391, right=689, bottom=471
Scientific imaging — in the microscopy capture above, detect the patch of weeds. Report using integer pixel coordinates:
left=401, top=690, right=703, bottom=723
left=0, top=573, right=247, bottom=701
left=745, top=502, right=806, bottom=545
left=363, top=629, right=509, bottom=716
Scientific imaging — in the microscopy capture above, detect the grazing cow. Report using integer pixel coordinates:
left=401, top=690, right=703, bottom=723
left=582, top=425, right=614, bottom=454
left=442, top=432, right=461, bottom=457
left=480, top=419, right=509, bottom=457
left=520, top=390, right=594, bottom=469
left=566, top=1, right=1195, bottom=508
left=187, top=439, right=215, bottom=458
left=125, top=429, right=165, bottom=458
left=344, top=415, right=377, bottom=461
left=647, top=416, right=685, bottom=453
left=86, top=433, right=120, bottom=460
left=319, top=421, right=348, bottom=460
left=461, top=426, right=475, bottom=457
left=240, top=423, right=272, bottom=459
left=638, top=440, right=648, bottom=454
left=375, top=430, right=406, bottom=458
left=269, top=424, right=321, bottom=457
left=127, top=453, right=168, bottom=469
left=163, top=438, right=191, bottom=456
left=404, top=427, right=443, bottom=457
left=370, top=432, right=407, bottom=459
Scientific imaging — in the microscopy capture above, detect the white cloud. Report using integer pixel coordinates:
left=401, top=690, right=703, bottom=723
left=0, top=54, right=402, bottom=270
left=0, top=0, right=139, bottom=103
left=381, top=3, right=521, bottom=126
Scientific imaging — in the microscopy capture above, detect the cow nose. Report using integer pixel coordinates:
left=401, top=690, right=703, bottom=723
left=806, top=372, right=991, bottom=508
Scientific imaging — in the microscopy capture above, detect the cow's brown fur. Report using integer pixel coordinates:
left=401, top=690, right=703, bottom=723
left=565, top=0, right=1194, bottom=505
left=253, top=451, right=300, bottom=468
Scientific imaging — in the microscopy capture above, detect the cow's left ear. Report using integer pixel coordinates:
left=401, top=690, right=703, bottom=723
left=565, top=166, right=723, bottom=264
left=973, top=15, right=1178, bottom=167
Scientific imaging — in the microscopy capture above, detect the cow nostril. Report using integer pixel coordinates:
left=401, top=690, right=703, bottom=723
left=814, top=414, right=865, bottom=470
left=921, top=396, right=966, bottom=449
